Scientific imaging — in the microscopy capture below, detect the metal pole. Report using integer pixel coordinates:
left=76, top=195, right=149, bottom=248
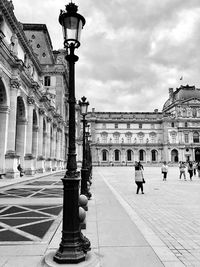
left=81, top=115, right=88, bottom=196
left=54, top=44, right=89, bottom=264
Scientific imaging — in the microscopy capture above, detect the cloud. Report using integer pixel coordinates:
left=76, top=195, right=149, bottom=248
left=13, top=0, right=200, bottom=112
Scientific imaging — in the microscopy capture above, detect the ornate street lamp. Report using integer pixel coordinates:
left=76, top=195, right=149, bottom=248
left=79, top=96, right=89, bottom=198
left=54, top=2, right=90, bottom=264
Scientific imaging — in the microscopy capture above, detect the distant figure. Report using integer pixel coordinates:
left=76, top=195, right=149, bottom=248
left=187, top=161, right=193, bottom=181
left=17, top=164, right=23, bottom=177
left=161, top=161, right=168, bottom=181
left=179, top=161, right=186, bottom=180
left=134, top=161, right=145, bottom=194
left=193, top=161, right=197, bottom=175
left=197, top=162, right=200, bottom=178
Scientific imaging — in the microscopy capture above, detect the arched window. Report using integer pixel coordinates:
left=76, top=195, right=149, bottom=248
left=102, top=150, right=107, bottom=161
left=139, top=150, right=144, bottom=161
left=114, top=150, right=120, bottom=161
left=127, top=150, right=132, bottom=161
left=171, top=149, right=178, bottom=162
left=193, top=132, right=199, bottom=143
left=151, top=150, right=157, bottom=162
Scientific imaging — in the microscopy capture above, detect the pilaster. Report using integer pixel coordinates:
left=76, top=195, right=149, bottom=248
left=24, top=96, right=35, bottom=175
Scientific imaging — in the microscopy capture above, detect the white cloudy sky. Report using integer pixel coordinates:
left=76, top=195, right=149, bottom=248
left=13, top=0, right=200, bottom=112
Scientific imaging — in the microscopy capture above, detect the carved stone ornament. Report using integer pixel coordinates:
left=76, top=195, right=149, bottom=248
left=27, top=96, right=35, bottom=105
left=47, top=116, right=52, bottom=122
left=39, top=108, right=45, bottom=115
left=10, top=78, right=20, bottom=89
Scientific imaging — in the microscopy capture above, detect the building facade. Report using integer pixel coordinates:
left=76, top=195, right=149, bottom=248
left=87, top=85, right=200, bottom=166
left=0, top=0, right=68, bottom=178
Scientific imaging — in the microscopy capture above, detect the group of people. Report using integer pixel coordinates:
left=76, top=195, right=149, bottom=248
left=134, top=160, right=200, bottom=194
left=178, top=161, right=200, bottom=181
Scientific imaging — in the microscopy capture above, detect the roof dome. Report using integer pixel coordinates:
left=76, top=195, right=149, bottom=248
left=163, top=85, right=200, bottom=111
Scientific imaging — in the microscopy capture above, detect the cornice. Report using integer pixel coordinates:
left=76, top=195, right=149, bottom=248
left=0, top=0, right=42, bottom=73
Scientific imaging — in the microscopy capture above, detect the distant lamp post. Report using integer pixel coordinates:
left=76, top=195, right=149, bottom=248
left=54, top=2, right=90, bottom=264
left=79, top=96, right=90, bottom=198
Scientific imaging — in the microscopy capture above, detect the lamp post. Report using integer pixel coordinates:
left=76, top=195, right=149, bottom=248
left=79, top=96, right=90, bottom=198
left=54, top=2, right=90, bottom=264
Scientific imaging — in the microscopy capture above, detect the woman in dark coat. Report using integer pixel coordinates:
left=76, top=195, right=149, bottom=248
left=134, top=162, right=144, bottom=194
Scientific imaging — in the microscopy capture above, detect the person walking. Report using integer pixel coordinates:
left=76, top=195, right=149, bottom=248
left=187, top=161, right=193, bottom=181
left=161, top=161, right=168, bottom=181
left=17, top=164, right=23, bottom=177
left=193, top=161, right=197, bottom=176
left=197, top=162, right=200, bottom=178
left=134, top=161, right=145, bottom=194
left=179, top=161, right=186, bottom=180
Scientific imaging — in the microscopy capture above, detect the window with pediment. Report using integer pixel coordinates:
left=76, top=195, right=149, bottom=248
left=170, top=131, right=177, bottom=143
left=137, top=132, right=144, bottom=143
left=125, top=132, right=132, bottom=143
left=192, top=108, right=197, bottom=117
left=113, top=132, right=120, bottom=143
left=149, top=132, right=157, bottom=143
left=101, top=132, right=108, bottom=143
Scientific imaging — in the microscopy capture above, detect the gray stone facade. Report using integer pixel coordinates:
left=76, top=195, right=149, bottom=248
left=0, top=0, right=68, bottom=178
left=86, top=85, right=200, bottom=166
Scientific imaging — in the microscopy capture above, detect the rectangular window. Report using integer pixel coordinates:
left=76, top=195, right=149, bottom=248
left=44, top=76, right=51, bottom=86
left=115, top=123, right=118, bottom=129
left=139, top=123, right=142, bottom=129
left=184, top=134, right=189, bottom=143
left=102, top=123, right=106, bottom=129
left=127, top=123, right=130, bottom=129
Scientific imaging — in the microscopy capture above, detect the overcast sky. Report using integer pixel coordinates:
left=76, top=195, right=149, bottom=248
left=13, top=0, right=200, bottom=112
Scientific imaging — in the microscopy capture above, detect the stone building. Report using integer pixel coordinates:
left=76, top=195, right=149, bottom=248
left=0, top=0, right=68, bottom=178
left=87, top=85, right=200, bottom=166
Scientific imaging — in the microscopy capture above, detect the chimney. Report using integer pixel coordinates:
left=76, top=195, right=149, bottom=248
left=154, top=109, right=158, bottom=113
left=92, top=108, right=95, bottom=114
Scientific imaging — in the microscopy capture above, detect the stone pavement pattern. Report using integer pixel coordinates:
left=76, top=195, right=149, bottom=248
left=0, top=167, right=200, bottom=266
left=95, top=167, right=200, bottom=267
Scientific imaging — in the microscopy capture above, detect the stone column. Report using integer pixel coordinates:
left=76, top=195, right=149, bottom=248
left=51, top=123, right=57, bottom=171
left=56, top=128, right=62, bottom=169
left=45, top=117, right=52, bottom=172
left=0, top=106, right=9, bottom=174
left=15, top=119, right=27, bottom=168
left=24, top=96, right=35, bottom=175
left=37, top=108, right=45, bottom=173
left=32, top=125, right=38, bottom=171
left=5, top=79, right=20, bottom=178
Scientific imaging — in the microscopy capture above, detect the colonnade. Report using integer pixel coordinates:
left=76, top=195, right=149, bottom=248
left=0, top=78, right=66, bottom=178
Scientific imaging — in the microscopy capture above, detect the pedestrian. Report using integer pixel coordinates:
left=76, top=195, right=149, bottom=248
left=197, top=162, right=200, bottom=178
left=161, top=161, right=168, bottom=181
left=187, top=161, right=193, bottom=181
left=134, top=161, right=145, bottom=194
left=17, top=164, right=23, bottom=177
left=193, top=161, right=197, bottom=175
left=179, top=161, right=186, bottom=180
left=138, top=161, right=144, bottom=170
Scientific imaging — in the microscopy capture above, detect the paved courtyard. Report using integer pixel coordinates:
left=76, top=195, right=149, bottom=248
left=94, top=166, right=200, bottom=267
left=0, top=167, right=200, bottom=266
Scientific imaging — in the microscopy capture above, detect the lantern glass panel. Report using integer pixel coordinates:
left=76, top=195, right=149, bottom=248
left=80, top=103, right=88, bottom=115
left=62, top=16, right=83, bottom=46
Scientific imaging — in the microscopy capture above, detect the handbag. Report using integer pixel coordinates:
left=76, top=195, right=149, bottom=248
left=143, top=178, right=145, bottom=183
